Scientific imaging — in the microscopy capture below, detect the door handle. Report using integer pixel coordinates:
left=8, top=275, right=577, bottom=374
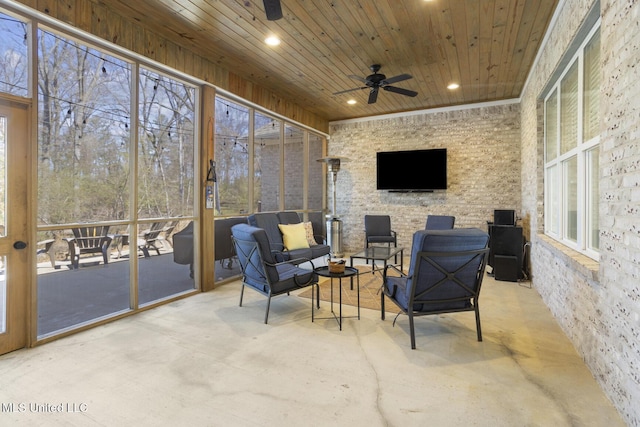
left=13, top=241, right=27, bottom=250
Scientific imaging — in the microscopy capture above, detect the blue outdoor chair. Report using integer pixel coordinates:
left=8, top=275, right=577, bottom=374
left=425, top=215, right=455, bottom=230
left=381, top=228, right=489, bottom=349
left=231, top=223, right=318, bottom=324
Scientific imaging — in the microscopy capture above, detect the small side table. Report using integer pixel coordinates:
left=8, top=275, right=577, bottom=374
left=313, top=266, right=360, bottom=330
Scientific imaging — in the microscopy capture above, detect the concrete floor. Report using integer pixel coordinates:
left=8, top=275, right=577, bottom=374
left=0, top=272, right=625, bottom=426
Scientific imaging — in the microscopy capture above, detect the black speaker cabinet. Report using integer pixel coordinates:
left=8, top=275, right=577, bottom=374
left=489, top=225, right=524, bottom=282
left=494, top=255, right=520, bottom=282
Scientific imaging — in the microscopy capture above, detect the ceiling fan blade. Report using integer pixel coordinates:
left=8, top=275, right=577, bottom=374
left=332, top=87, right=367, bottom=95
left=381, top=73, right=412, bottom=85
left=263, top=0, right=283, bottom=21
left=368, top=88, right=379, bottom=104
left=383, top=86, right=418, bottom=97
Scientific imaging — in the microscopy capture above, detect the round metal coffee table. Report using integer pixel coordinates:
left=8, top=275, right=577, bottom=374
left=312, top=266, right=360, bottom=330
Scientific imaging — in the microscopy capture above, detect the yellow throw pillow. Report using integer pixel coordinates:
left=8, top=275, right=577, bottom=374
left=278, top=223, right=310, bottom=251
left=303, top=221, right=317, bottom=246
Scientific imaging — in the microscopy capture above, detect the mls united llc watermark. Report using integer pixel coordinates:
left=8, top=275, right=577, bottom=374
left=2, top=402, right=88, bottom=413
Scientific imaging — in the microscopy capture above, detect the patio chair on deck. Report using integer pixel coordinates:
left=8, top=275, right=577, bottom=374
left=159, top=220, right=180, bottom=248
left=68, top=226, right=112, bottom=269
left=138, top=222, right=167, bottom=257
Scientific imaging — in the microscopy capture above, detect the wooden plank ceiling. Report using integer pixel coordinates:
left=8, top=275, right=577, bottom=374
left=105, top=0, right=559, bottom=122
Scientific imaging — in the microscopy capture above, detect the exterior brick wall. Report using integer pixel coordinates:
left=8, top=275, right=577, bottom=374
left=328, top=102, right=521, bottom=255
left=520, top=0, right=640, bottom=425
left=599, top=0, right=640, bottom=423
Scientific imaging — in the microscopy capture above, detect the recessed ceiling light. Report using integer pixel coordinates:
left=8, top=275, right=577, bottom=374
left=265, top=36, right=281, bottom=46
left=447, top=83, right=460, bottom=90
left=347, top=99, right=357, bottom=105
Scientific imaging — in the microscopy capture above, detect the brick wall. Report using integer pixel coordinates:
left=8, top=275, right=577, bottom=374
left=519, top=0, right=640, bottom=425
left=328, top=102, right=521, bottom=255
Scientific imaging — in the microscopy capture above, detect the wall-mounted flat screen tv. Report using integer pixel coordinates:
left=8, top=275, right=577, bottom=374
left=376, top=148, right=447, bottom=191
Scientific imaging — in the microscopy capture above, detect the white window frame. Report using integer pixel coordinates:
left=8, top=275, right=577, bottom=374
left=544, top=21, right=600, bottom=261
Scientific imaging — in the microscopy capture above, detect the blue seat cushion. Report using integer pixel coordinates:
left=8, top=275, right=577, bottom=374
left=270, top=263, right=316, bottom=294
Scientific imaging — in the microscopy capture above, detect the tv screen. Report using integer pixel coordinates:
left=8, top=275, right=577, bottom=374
left=376, top=148, right=447, bottom=191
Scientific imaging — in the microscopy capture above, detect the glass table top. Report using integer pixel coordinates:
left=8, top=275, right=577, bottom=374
left=350, top=246, right=404, bottom=261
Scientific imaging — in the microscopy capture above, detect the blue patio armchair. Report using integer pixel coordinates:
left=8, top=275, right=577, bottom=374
left=425, top=215, right=455, bottom=230
left=231, top=223, right=318, bottom=324
left=381, top=228, right=489, bottom=349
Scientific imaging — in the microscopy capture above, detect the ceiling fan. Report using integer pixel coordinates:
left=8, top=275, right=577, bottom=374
left=263, top=0, right=283, bottom=20
left=333, top=64, right=418, bottom=104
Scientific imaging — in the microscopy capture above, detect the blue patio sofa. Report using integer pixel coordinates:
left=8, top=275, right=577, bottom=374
left=248, top=211, right=330, bottom=264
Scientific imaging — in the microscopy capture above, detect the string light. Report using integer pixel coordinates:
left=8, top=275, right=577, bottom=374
left=42, top=30, right=130, bottom=74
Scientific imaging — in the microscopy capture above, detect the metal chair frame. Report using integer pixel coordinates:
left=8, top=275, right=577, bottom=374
left=233, top=234, right=318, bottom=324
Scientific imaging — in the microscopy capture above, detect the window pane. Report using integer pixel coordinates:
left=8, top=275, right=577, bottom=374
left=545, top=165, right=559, bottom=234
left=588, top=147, right=600, bottom=250
left=308, top=133, right=324, bottom=211
left=214, top=97, right=249, bottom=215
left=560, top=61, right=579, bottom=154
left=545, top=90, right=558, bottom=162
left=37, top=30, right=132, bottom=224
left=36, top=31, right=134, bottom=336
left=583, top=29, right=601, bottom=142
left=543, top=21, right=600, bottom=259
left=138, top=69, right=195, bottom=218
left=254, top=112, right=280, bottom=212
left=137, top=70, right=196, bottom=304
left=564, top=156, right=578, bottom=242
left=0, top=12, right=28, bottom=97
left=284, top=124, right=303, bottom=210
